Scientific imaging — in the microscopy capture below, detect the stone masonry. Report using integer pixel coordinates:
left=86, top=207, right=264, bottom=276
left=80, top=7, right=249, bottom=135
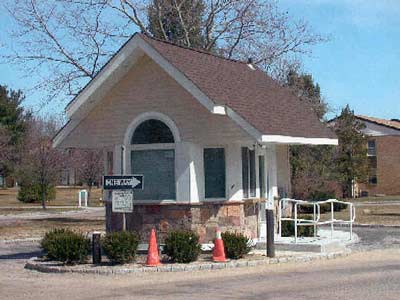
left=106, top=201, right=260, bottom=243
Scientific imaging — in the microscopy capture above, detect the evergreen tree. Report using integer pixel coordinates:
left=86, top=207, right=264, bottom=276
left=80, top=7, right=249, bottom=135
left=0, top=85, right=30, bottom=177
left=286, top=70, right=328, bottom=120
left=147, top=0, right=206, bottom=48
left=333, top=105, right=369, bottom=198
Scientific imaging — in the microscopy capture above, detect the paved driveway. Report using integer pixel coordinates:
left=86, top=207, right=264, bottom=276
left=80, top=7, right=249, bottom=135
left=351, top=226, right=400, bottom=251
left=1, top=226, right=399, bottom=300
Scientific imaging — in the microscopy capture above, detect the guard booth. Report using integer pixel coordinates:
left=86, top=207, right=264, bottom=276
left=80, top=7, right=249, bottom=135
left=53, top=33, right=337, bottom=243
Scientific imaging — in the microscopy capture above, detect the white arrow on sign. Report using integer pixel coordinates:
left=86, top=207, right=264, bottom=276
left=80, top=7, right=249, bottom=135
left=131, top=176, right=141, bottom=188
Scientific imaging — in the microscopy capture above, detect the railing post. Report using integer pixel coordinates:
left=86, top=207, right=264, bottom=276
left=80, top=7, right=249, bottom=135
left=313, top=203, right=317, bottom=238
left=294, top=203, right=298, bottom=243
left=278, top=200, right=282, bottom=238
left=350, top=203, right=353, bottom=240
left=330, top=201, right=334, bottom=239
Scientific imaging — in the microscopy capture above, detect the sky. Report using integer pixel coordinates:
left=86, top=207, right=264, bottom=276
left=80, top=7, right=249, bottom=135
left=0, top=0, right=399, bottom=120
left=279, top=0, right=400, bottom=119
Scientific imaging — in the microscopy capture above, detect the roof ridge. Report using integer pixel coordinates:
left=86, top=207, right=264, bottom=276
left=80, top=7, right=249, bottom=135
left=139, top=33, right=249, bottom=66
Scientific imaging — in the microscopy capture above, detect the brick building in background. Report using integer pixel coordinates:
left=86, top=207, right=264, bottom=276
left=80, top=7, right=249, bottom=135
left=355, top=116, right=400, bottom=197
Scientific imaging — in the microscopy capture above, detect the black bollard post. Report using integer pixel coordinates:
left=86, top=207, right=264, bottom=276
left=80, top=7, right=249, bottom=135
left=92, top=232, right=102, bottom=264
left=266, top=209, right=275, bottom=258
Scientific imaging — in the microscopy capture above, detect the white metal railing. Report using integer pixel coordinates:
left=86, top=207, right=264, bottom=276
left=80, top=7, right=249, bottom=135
left=278, top=198, right=356, bottom=243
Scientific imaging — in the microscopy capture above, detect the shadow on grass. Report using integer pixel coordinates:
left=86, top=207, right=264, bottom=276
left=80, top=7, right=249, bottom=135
left=0, top=249, right=43, bottom=260
left=30, top=217, right=103, bottom=224
left=371, top=212, right=400, bottom=217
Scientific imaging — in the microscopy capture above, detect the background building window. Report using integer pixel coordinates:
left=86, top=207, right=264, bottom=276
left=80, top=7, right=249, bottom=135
left=204, top=148, right=226, bottom=198
left=242, top=147, right=256, bottom=198
left=368, top=156, right=377, bottom=185
left=367, top=140, right=376, bottom=156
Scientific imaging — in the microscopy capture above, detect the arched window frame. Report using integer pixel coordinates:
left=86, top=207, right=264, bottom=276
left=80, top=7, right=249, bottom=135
left=122, top=112, right=180, bottom=202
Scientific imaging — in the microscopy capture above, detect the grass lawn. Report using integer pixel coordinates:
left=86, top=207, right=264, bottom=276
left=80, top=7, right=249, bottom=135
left=317, top=203, right=400, bottom=226
left=0, top=207, right=81, bottom=216
left=0, top=187, right=104, bottom=208
left=347, top=195, right=400, bottom=203
left=0, top=215, right=105, bottom=240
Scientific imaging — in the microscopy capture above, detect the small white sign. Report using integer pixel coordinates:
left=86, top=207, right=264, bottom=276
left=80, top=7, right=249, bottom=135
left=112, top=190, right=133, bottom=213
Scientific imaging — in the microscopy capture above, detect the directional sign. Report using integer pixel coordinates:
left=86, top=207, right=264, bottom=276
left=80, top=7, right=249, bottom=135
left=103, top=175, right=144, bottom=190
left=112, top=190, right=133, bottom=213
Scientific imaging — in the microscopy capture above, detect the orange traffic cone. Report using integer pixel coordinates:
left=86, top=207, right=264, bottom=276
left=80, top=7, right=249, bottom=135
left=213, top=228, right=226, bottom=262
left=146, top=228, right=161, bottom=266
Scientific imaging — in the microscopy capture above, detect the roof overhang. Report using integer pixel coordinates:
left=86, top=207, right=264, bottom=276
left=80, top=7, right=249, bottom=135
left=260, top=135, right=338, bottom=145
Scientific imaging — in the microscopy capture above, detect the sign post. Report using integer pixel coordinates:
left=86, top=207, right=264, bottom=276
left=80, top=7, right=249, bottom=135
left=104, top=175, right=144, bottom=231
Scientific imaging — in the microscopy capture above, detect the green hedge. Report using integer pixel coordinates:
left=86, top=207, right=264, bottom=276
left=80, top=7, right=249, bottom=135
left=41, top=228, right=90, bottom=264
left=102, top=231, right=139, bottom=264
left=163, top=230, right=201, bottom=263
left=18, top=184, right=56, bottom=203
left=221, top=231, right=252, bottom=259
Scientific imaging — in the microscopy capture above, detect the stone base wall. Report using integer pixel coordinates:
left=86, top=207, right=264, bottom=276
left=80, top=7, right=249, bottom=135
left=106, top=201, right=260, bottom=243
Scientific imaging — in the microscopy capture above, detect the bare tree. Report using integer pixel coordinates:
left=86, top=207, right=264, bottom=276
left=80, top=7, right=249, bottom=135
left=71, top=149, right=104, bottom=205
left=16, top=117, right=65, bottom=209
left=2, top=0, right=325, bottom=106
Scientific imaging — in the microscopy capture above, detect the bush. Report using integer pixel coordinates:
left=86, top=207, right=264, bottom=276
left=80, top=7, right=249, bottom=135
left=281, top=215, right=315, bottom=237
left=163, top=230, right=201, bottom=263
left=102, top=231, right=139, bottom=264
left=221, top=232, right=252, bottom=259
left=18, top=183, right=56, bottom=203
left=41, top=228, right=90, bottom=264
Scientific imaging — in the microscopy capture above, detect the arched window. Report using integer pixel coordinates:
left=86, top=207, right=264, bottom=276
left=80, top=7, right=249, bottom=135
left=131, top=119, right=174, bottom=144
left=129, top=119, right=176, bottom=201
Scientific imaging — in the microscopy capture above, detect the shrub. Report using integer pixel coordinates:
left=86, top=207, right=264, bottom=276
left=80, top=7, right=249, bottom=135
left=18, top=183, right=56, bottom=203
left=163, top=230, right=201, bottom=263
left=281, top=215, right=315, bottom=237
left=221, top=232, right=252, bottom=259
left=102, top=231, right=139, bottom=264
left=41, top=228, right=90, bottom=264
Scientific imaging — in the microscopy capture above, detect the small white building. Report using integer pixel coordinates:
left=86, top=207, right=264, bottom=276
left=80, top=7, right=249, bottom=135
left=54, top=33, right=337, bottom=242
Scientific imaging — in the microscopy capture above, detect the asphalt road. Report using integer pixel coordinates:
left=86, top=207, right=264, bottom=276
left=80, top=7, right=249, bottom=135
left=0, top=226, right=399, bottom=300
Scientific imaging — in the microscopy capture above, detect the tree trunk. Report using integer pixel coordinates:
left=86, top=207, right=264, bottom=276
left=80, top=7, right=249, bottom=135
left=41, top=185, right=47, bottom=210
left=88, top=184, right=92, bottom=207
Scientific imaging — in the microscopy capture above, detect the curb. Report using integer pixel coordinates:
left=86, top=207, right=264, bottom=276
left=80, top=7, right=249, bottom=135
left=25, top=250, right=351, bottom=275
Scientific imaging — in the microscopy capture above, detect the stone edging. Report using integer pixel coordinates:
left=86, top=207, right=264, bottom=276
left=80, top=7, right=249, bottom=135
left=25, top=250, right=351, bottom=275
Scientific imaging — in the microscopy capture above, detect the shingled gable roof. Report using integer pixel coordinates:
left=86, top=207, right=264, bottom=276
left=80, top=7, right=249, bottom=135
left=140, top=34, right=336, bottom=142
left=55, top=33, right=337, bottom=147
left=356, top=115, right=400, bottom=131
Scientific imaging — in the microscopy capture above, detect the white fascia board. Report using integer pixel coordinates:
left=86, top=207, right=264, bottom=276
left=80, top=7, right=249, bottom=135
left=261, top=135, right=338, bottom=145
